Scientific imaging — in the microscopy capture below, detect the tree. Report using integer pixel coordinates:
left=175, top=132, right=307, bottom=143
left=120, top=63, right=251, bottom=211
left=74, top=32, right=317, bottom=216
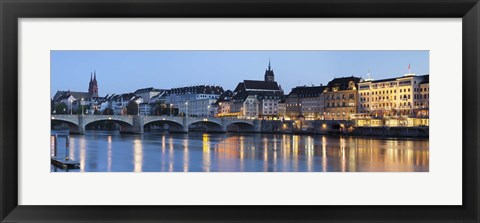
left=55, top=102, right=67, bottom=114
left=152, top=102, right=170, bottom=116
left=102, top=108, right=114, bottom=115
left=77, top=105, right=88, bottom=114
left=126, top=101, right=139, bottom=115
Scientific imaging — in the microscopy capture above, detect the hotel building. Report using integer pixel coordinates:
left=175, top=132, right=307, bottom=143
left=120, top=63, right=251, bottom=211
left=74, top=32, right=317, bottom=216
left=356, top=73, right=429, bottom=126
left=358, top=74, right=429, bottom=116
left=323, top=76, right=362, bottom=120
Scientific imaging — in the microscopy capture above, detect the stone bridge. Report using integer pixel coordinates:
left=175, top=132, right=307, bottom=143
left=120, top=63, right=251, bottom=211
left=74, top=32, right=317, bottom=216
left=51, top=115, right=260, bottom=134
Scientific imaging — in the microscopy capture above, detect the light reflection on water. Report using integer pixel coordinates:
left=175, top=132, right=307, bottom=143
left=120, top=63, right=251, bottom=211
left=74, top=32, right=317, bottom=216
left=51, top=131, right=429, bottom=172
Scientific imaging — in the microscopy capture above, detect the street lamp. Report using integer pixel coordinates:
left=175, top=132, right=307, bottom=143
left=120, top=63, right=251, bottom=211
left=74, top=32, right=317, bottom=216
left=70, top=100, right=72, bottom=115
left=136, top=101, right=140, bottom=115
left=207, top=105, right=210, bottom=117
left=185, top=101, right=188, bottom=117
left=81, top=98, right=84, bottom=116
left=170, top=103, right=173, bottom=116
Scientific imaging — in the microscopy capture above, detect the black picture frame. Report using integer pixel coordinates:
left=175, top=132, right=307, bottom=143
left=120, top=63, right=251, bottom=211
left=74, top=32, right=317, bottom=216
left=1, top=0, right=479, bottom=222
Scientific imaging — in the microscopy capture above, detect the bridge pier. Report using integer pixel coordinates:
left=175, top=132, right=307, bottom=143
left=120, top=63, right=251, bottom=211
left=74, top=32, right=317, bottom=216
left=132, top=115, right=144, bottom=134
left=252, top=119, right=262, bottom=133
left=77, top=116, right=85, bottom=134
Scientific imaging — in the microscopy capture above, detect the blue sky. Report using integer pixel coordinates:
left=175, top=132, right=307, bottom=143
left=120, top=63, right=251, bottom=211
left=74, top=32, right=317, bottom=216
left=51, top=50, right=429, bottom=97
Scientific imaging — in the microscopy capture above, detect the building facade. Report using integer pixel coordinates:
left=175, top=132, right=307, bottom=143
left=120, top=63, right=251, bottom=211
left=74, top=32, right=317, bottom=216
left=358, top=74, right=429, bottom=117
left=139, top=103, right=151, bottom=115
left=415, top=75, right=429, bottom=118
left=323, top=76, right=362, bottom=120
left=277, top=97, right=286, bottom=119
left=165, top=85, right=224, bottom=117
left=134, top=87, right=164, bottom=103
left=214, top=90, right=234, bottom=117
left=230, top=62, right=284, bottom=119
left=285, top=85, right=326, bottom=120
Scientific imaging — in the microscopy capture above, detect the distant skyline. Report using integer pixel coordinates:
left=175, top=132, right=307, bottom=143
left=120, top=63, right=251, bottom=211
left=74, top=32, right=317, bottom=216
left=51, top=50, right=429, bottom=97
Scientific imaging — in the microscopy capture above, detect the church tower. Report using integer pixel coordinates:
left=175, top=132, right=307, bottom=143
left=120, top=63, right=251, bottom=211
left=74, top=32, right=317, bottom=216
left=88, top=70, right=99, bottom=97
left=264, top=59, right=275, bottom=82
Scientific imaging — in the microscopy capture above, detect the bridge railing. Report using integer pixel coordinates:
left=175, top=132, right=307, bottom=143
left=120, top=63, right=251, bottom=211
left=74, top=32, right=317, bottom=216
left=51, top=114, right=258, bottom=121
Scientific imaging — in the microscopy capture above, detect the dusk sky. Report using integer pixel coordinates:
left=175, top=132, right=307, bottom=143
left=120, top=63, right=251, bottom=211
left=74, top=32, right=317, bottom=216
left=50, top=50, right=429, bottom=97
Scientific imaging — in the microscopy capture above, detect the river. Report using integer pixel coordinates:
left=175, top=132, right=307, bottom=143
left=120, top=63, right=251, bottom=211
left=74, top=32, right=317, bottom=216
left=50, top=130, right=429, bottom=172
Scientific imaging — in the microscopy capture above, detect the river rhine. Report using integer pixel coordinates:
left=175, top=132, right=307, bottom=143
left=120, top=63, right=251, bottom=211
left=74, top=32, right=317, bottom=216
left=50, top=131, right=429, bottom=172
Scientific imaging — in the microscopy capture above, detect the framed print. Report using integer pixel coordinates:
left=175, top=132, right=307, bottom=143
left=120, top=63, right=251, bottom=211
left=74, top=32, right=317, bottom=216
left=1, top=0, right=479, bottom=222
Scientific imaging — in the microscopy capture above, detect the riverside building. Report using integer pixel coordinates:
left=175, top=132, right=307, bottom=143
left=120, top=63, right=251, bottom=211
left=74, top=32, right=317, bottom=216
left=322, top=76, right=362, bottom=120
left=165, top=85, right=224, bottom=117
left=356, top=73, right=429, bottom=126
left=230, top=61, right=284, bottom=119
left=285, top=85, right=326, bottom=120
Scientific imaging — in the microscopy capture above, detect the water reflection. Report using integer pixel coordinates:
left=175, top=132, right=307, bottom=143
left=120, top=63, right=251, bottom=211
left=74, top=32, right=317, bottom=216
left=107, top=135, right=112, bottom=172
left=202, top=134, right=211, bottom=172
left=51, top=131, right=429, bottom=172
left=133, top=138, right=142, bottom=172
left=79, top=137, right=86, bottom=172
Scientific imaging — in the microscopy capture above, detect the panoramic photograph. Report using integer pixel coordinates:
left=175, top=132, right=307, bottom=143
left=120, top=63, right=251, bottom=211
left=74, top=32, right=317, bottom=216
left=50, top=50, right=429, bottom=172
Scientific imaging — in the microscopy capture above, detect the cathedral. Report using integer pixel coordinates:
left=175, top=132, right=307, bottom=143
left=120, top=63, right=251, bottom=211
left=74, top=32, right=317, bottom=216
left=53, top=70, right=99, bottom=102
left=88, top=70, right=99, bottom=97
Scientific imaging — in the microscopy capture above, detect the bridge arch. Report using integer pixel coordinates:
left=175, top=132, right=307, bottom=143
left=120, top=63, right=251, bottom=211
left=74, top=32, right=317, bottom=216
left=226, top=121, right=255, bottom=132
left=84, top=119, right=134, bottom=132
left=188, top=120, right=225, bottom=132
left=143, top=120, right=186, bottom=133
left=51, top=119, right=82, bottom=134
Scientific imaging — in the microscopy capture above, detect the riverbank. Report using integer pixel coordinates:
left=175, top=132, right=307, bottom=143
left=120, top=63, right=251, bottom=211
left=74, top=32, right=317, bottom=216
left=244, top=126, right=428, bottom=138
left=55, top=126, right=429, bottom=138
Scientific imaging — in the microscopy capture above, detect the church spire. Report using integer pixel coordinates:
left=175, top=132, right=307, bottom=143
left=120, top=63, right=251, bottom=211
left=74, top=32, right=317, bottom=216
left=88, top=70, right=99, bottom=97
left=264, top=59, right=275, bottom=82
